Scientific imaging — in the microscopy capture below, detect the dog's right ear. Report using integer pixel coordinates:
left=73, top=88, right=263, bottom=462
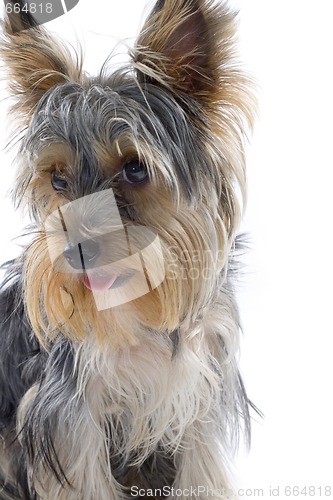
left=0, top=0, right=82, bottom=123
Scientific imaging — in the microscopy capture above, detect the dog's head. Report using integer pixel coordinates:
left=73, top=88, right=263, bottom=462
left=0, top=0, right=255, bottom=348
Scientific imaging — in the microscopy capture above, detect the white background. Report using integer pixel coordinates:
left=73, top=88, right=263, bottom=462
left=1, top=0, right=333, bottom=497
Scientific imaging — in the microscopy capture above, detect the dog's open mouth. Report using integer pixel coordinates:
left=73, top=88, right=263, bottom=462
left=83, top=274, right=118, bottom=292
left=83, top=272, right=134, bottom=292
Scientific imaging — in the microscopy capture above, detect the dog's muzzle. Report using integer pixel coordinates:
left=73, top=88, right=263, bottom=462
left=63, top=239, right=100, bottom=270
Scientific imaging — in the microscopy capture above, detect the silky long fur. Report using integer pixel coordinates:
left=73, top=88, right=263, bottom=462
left=0, top=1, right=257, bottom=498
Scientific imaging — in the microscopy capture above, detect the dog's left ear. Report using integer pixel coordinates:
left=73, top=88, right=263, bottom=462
left=133, top=0, right=240, bottom=99
left=0, top=1, right=82, bottom=122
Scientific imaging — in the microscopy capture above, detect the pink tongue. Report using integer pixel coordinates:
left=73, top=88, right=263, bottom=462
left=83, top=274, right=118, bottom=292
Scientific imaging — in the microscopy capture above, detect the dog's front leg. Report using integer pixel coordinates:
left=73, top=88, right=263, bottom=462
left=171, top=421, right=236, bottom=500
left=17, top=344, right=126, bottom=500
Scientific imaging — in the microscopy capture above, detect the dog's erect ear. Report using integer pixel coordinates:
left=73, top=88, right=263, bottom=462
left=0, top=0, right=82, bottom=122
left=133, top=0, right=240, bottom=98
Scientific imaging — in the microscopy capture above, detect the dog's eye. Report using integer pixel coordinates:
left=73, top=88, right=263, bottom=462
left=122, top=161, right=148, bottom=185
left=51, top=169, right=68, bottom=192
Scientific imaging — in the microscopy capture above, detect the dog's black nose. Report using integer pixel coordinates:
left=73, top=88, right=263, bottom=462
left=63, top=239, right=100, bottom=270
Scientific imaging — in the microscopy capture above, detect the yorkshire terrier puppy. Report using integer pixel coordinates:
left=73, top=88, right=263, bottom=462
left=0, top=0, right=256, bottom=498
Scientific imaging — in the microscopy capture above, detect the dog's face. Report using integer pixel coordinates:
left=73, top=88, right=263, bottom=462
left=1, top=0, right=255, bottom=348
